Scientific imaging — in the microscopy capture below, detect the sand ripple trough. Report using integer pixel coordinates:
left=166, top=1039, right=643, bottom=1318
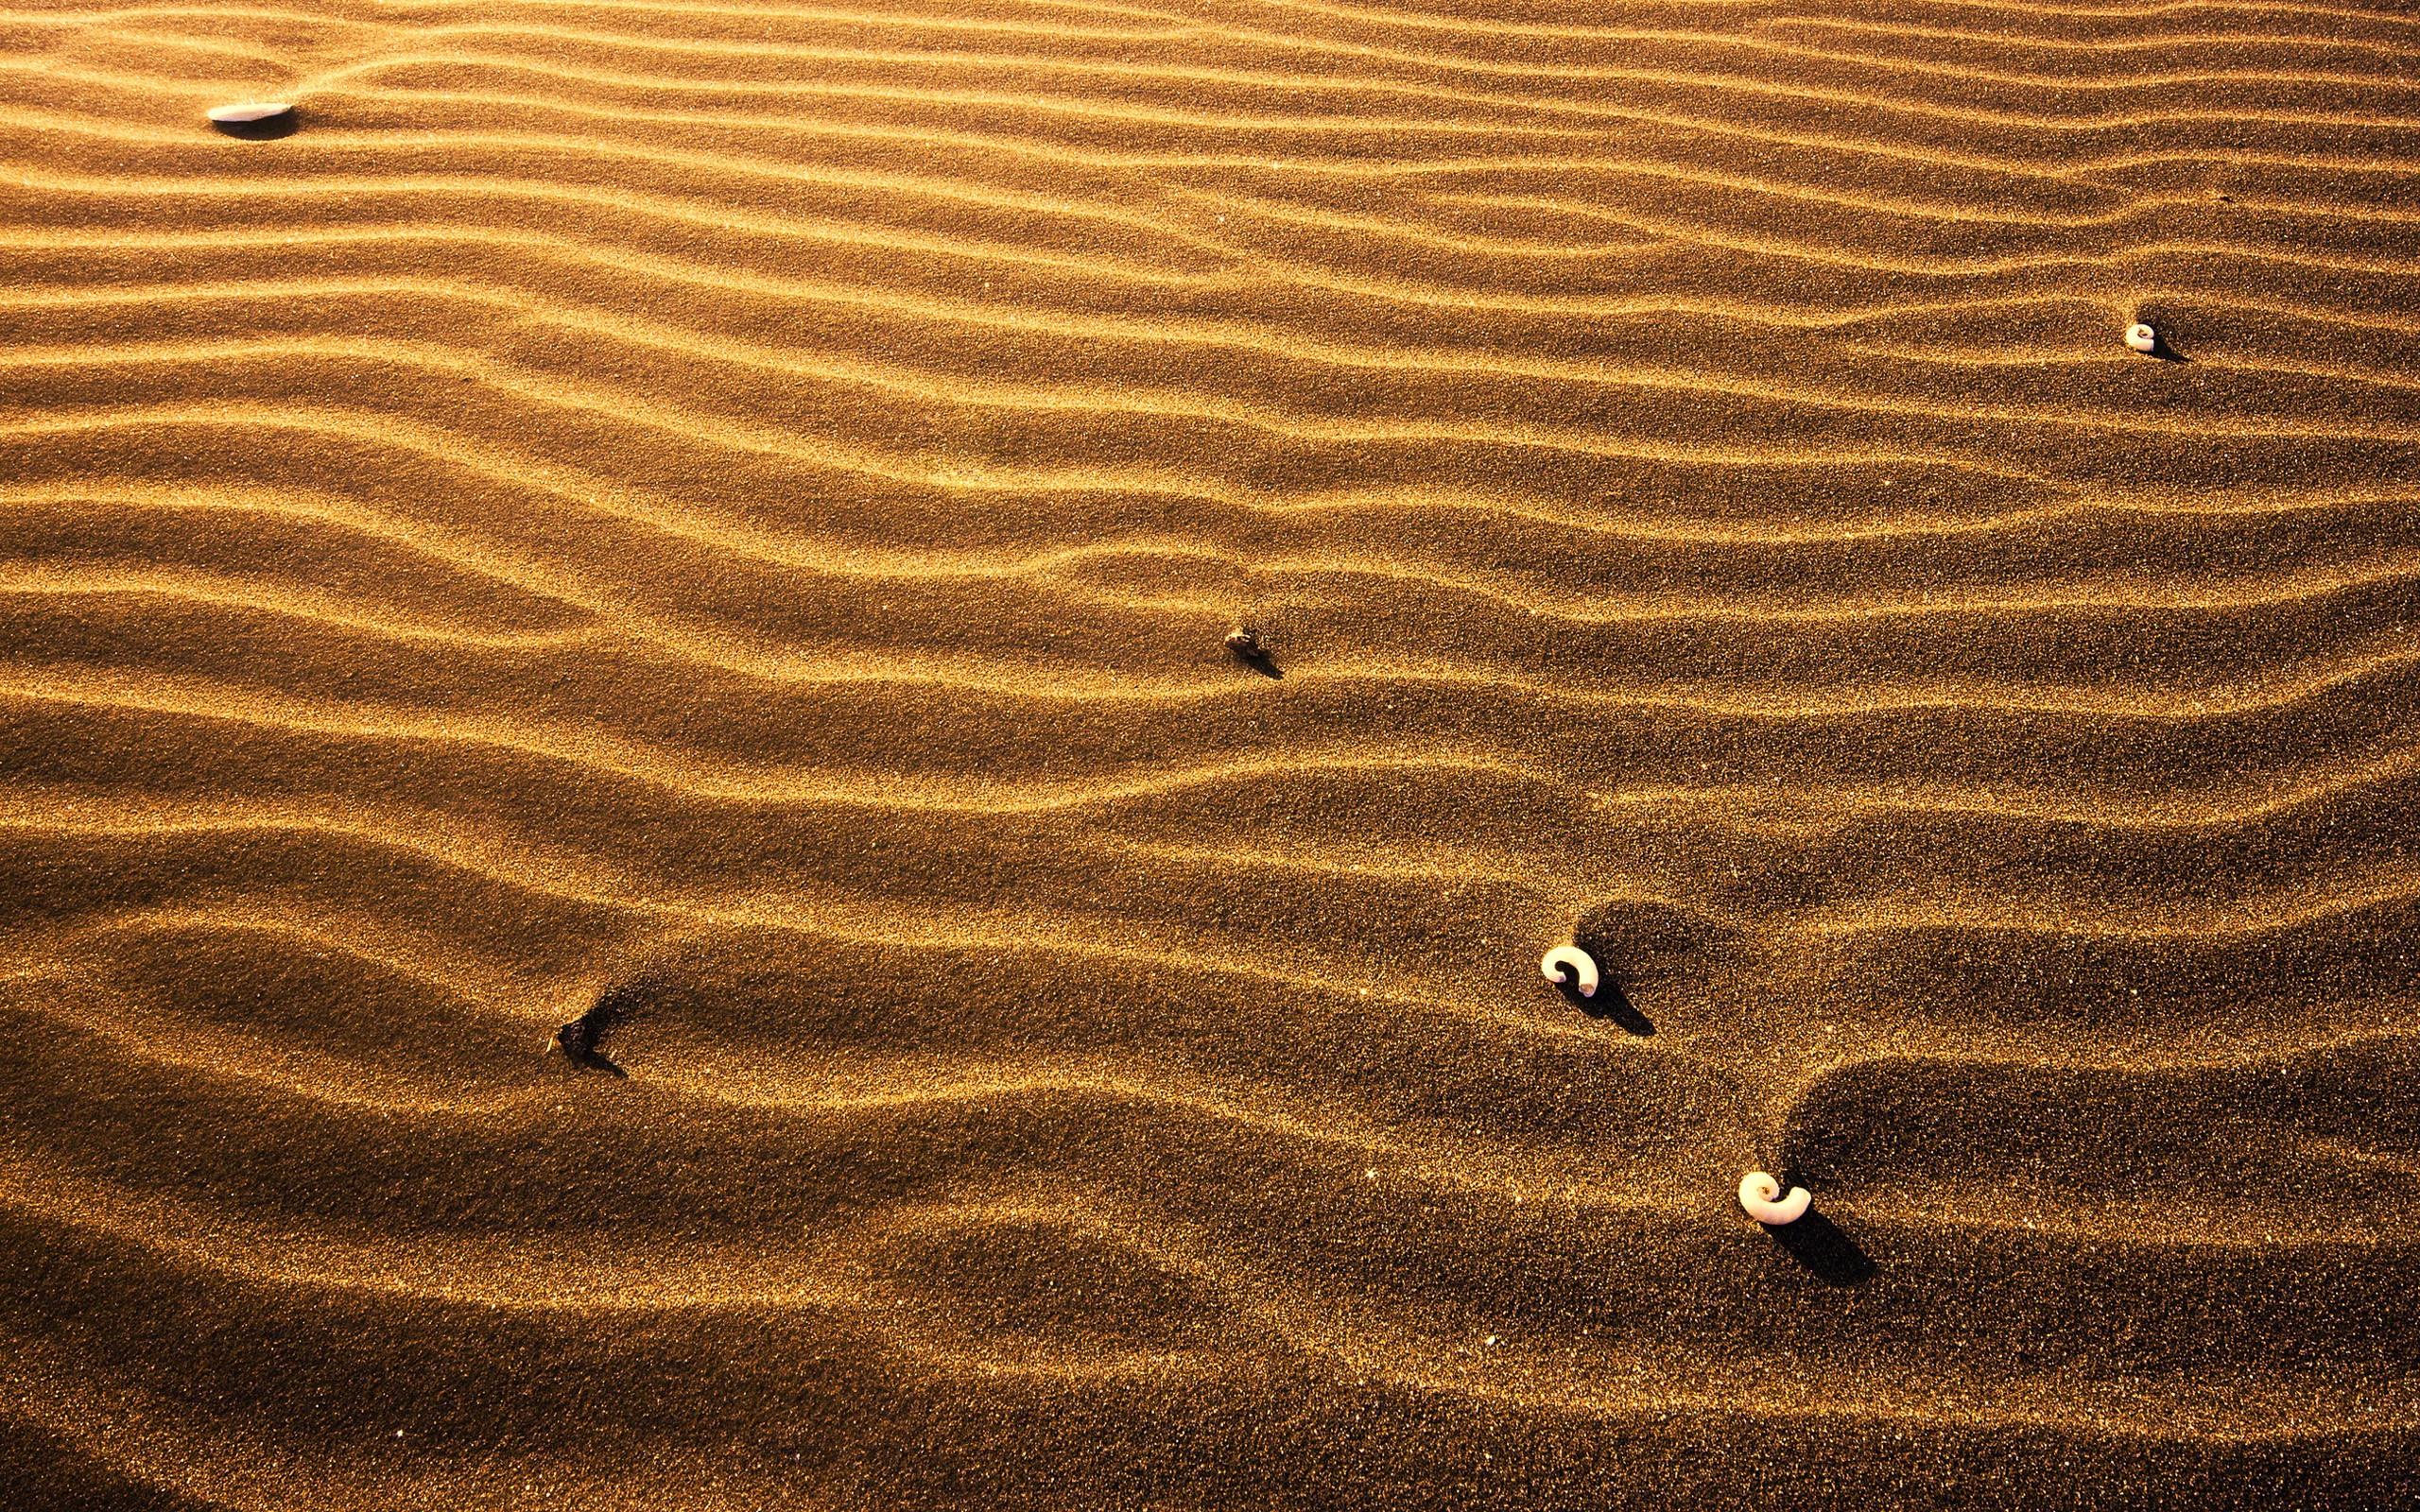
left=4, top=0, right=2417, bottom=1506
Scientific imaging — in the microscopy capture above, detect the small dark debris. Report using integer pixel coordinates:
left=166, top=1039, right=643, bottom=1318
left=548, top=998, right=629, bottom=1077
left=1226, top=626, right=1281, bottom=678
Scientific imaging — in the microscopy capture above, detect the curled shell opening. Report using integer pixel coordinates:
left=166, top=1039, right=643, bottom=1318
left=1737, top=1170, right=1811, bottom=1226
left=1539, top=944, right=1598, bottom=997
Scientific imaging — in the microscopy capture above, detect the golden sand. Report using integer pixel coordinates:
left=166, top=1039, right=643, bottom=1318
left=3, top=0, right=2417, bottom=1505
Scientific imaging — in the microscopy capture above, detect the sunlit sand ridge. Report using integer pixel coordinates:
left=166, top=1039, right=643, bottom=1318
left=3, top=0, right=2417, bottom=1505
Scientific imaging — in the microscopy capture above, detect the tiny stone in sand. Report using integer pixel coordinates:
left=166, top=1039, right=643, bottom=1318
left=206, top=101, right=293, bottom=124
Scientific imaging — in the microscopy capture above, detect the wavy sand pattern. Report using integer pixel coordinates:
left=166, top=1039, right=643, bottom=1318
left=3, top=0, right=2417, bottom=1505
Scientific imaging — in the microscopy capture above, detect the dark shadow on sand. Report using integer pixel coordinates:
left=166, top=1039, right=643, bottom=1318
left=1556, top=976, right=1654, bottom=1036
left=2133, top=320, right=2188, bottom=362
left=550, top=979, right=661, bottom=1078
left=1769, top=1209, right=1874, bottom=1287
left=212, top=114, right=299, bottom=141
left=1233, top=649, right=1283, bottom=679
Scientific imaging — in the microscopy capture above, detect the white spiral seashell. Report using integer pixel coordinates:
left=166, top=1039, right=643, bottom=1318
left=206, top=101, right=294, bottom=123
left=1539, top=944, right=1598, bottom=997
left=1737, top=1170, right=1811, bottom=1226
left=2124, top=322, right=2157, bottom=353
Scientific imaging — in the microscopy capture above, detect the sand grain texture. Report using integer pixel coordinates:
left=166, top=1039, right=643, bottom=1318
left=2, top=0, right=2417, bottom=1506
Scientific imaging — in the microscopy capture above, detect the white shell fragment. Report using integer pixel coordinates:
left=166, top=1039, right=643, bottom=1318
left=1540, top=944, right=1598, bottom=997
left=206, top=101, right=293, bottom=124
left=1738, top=1171, right=1811, bottom=1226
left=2124, top=322, right=2157, bottom=353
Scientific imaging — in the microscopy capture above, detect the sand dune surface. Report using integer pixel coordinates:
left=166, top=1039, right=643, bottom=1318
left=3, top=0, right=2418, bottom=1506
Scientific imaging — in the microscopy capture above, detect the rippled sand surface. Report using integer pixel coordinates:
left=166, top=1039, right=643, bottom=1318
left=4, top=0, right=2418, bottom=1506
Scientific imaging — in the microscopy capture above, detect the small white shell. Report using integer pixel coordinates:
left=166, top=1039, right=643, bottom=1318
left=2124, top=322, right=2157, bottom=353
left=1737, top=1170, right=1811, bottom=1226
left=207, top=101, right=294, bottom=124
left=1539, top=944, right=1598, bottom=997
